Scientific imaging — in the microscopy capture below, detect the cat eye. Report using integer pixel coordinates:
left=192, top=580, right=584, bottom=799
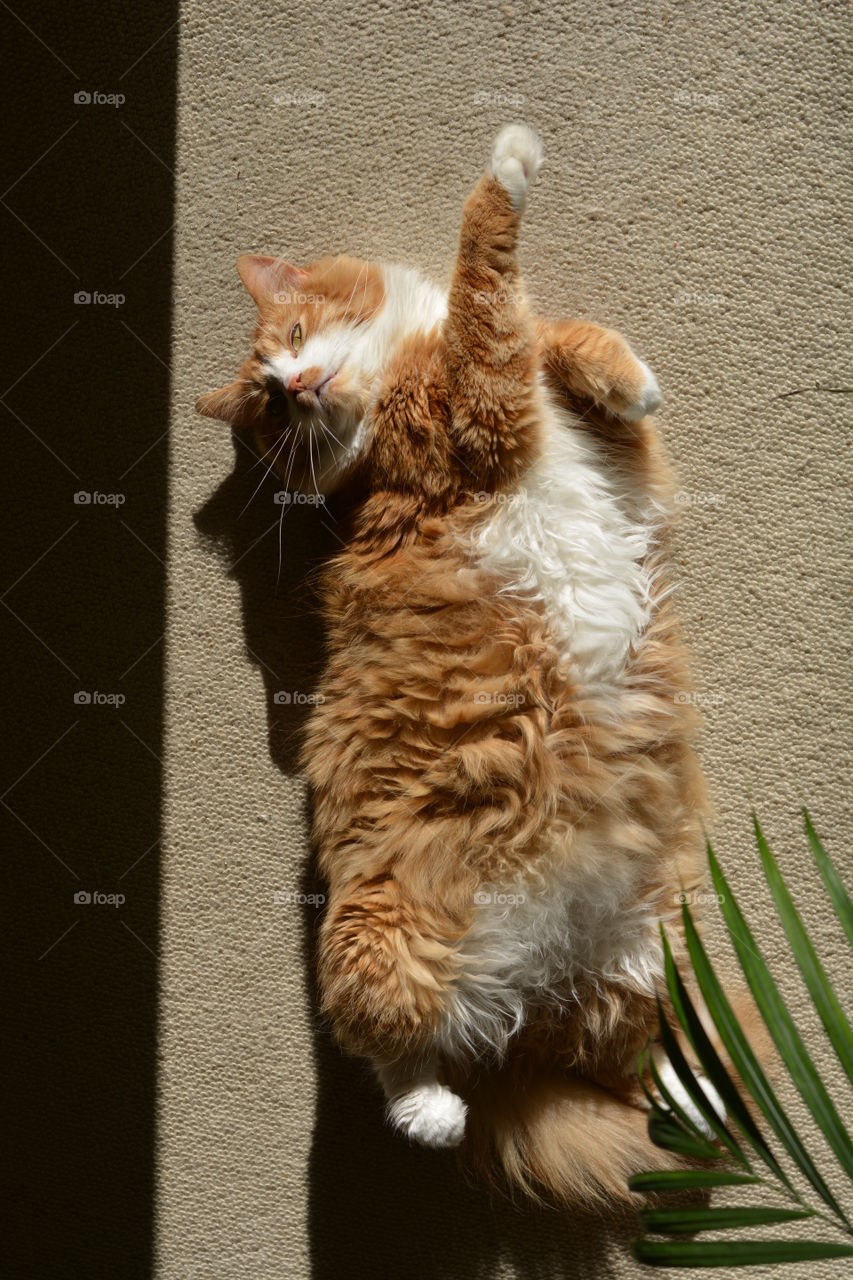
left=289, top=322, right=303, bottom=353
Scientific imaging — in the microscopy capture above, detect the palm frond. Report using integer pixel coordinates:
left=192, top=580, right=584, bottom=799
left=631, top=807, right=853, bottom=1269
left=754, top=815, right=853, bottom=1087
left=633, top=1239, right=853, bottom=1269
left=804, top=809, right=853, bottom=954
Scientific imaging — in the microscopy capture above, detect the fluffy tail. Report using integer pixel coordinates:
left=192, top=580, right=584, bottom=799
left=461, top=1069, right=677, bottom=1206
left=457, top=988, right=774, bottom=1207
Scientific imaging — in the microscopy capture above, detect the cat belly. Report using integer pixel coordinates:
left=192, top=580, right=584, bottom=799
left=441, top=388, right=665, bottom=1060
left=440, top=836, right=664, bottom=1060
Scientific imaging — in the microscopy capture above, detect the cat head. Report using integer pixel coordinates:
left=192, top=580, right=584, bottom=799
left=197, top=254, right=444, bottom=497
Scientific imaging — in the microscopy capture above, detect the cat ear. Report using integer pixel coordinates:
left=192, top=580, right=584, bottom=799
left=195, top=381, right=247, bottom=424
left=236, top=254, right=309, bottom=308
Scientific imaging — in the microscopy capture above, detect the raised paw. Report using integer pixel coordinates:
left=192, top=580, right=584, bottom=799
left=386, top=1081, right=468, bottom=1149
left=490, top=124, right=544, bottom=210
left=619, top=359, right=663, bottom=421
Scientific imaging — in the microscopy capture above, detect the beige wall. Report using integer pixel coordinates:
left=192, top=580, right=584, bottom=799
left=160, top=1, right=852, bottom=1275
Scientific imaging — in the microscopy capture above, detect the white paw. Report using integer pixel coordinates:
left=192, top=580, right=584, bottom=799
left=386, top=1082, right=468, bottom=1149
left=620, top=360, right=662, bottom=421
left=658, top=1062, right=726, bottom=1139
left=490, top=124, right=544, bottom=209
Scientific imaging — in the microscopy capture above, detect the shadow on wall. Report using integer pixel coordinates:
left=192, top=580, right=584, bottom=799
left=196, top=436, right=638, bottom=1279
left=3, top=5, right=178, bottom=1276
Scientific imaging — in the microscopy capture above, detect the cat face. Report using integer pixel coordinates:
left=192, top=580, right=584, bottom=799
left=197, top=253, right=393, bottom=495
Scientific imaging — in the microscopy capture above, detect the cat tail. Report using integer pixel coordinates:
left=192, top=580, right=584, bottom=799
left=458, top=988, right=775, bottom=1207
left=460, top=1069, right=678, bottom=1207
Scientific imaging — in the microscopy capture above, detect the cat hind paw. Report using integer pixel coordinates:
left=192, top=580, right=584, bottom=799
left=386, top=1081, right=468, bottom=1149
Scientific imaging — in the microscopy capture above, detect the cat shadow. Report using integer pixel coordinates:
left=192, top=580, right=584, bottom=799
left=194, top=435, right=639, bottom=1279
left=193, top=433, right=335, bottom=773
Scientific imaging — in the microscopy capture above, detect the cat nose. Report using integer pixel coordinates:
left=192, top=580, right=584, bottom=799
left=291, top=366, right=325, bottom=393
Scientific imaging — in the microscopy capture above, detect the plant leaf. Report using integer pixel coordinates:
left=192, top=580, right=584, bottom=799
left=647, top=1105, right=724, bottom=1162
left=640, top=1204, right=813, bottom=1235
left=804, top=807, right=853, bottom=953
left=661, top=929, right=786, bottom=1184
left=653, top=995, right=748, bottom=1166
left=648, top=1050, right=721, bottom=1146
left=682, top=901, right=848, bottom=1224
left=709, top=840, right=853, bottom=1190
left=754, top=814, right=853, bottom=1088
left=633, top=1238, right=853, bottom=1268
left=629, top=1170, right=762, bottom=1193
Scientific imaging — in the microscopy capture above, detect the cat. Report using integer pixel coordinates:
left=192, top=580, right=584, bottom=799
left=197, top=125, right=726, bottom=1206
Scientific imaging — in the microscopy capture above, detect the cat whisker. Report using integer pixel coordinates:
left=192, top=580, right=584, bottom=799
left=318, top=419, right=346, bottom=452
left=346, top=257, right=375, bottom=328
left=238, top=428, right=292, bottom=517
left=276, top=480, right=287, bottom=589
left=341, top=257, right=367, bottom=319
left=283, top=429, right=301, bottom=492
left=275, top=430, right=305, bottom=588
left=250, top=428, right=292, bottom=472
left=307, top=424, right=321, bottom=498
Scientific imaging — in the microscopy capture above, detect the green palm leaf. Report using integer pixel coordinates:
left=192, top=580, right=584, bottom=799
left=804, top=808, right=853, bottom=954
left=754, top=814, right=853, bottom=1087
left=633, top=1239, right=853, bottom=1269
left=709, top=841, right=853, bottom=1188
left=653, top=998, right=748, bottom=1165
left=660, top=930, right=788, bottom=1185
left=647, top=1104, right=724, bottom=1162
left=682, top=900, right=848, bottom=1224
left=639, top=1204, right=813, bottom=1235
left=629, top=1170, right=761, bottom=1193
left=632, top=808, right=853, bottom=1269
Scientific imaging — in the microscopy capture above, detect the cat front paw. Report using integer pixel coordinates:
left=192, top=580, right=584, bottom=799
left=619, top=360, right=663, bottom=421
left=386, top=1081, right=468, bottom=1149
left=490, top=124, right=543, bottom=210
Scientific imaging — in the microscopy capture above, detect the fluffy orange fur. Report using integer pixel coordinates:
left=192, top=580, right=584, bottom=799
left=199, top=137, right=716, bottom=1207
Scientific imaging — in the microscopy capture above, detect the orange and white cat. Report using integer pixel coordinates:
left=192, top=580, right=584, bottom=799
left=198, top=126, right=724, bottom=1205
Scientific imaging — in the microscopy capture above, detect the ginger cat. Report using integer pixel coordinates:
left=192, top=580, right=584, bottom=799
left=198, top=126, right=723, bottom=1206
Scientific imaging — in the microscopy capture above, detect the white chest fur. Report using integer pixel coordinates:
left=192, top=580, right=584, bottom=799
left=472, top=385, right=655, bottom=682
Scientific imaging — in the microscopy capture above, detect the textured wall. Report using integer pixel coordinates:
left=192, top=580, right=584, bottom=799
left=161, top=1, right=852, bottom=1276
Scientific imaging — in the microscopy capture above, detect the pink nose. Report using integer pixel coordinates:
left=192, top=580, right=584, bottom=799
left=287, top=374, right=305, bottom=392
